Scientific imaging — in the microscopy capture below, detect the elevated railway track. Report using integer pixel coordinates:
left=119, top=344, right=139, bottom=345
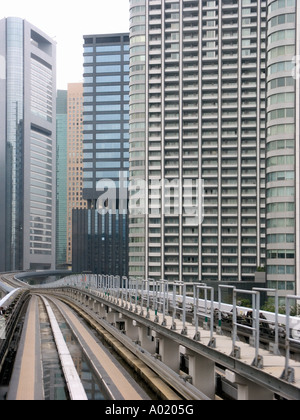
left=2, top=272, right=300, bottom=400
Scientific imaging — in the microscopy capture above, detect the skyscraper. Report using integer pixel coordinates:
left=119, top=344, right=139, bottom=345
left=72, top=33, right=129, bottom=276
left=0, top=17, right=56, bottom=271
left=56, top=89, right=68, bottom=268
left=129, top=1, right=267, bottom=285
left=266, top=0, right=299, bottom=294
left=66, top=83, right=87, bottom=266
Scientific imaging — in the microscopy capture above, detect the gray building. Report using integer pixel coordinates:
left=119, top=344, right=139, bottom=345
left=72, top=33, right=129, bottom=276
left=0, top=17, right=56, bottom=271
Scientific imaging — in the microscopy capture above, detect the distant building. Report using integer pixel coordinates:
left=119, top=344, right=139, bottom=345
left=56, top=90, right=68, bottom=268
left=0, top=17, right=56, bottom=271
left=72, top=33, right=130, bottom=276
left=66, top=83, right=87, bottom=266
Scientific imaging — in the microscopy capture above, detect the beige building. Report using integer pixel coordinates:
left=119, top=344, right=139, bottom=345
left=67, top=83, right=87, bottom=265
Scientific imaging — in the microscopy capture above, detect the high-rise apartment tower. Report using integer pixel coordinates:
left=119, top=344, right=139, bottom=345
left=129, top=0, right=267, bottom=284
left=266, top=0, right=300, bottom=295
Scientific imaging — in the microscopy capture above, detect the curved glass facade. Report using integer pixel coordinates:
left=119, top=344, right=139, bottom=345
left=129, top=0, right=147, bottom=277
left=0, top=17, right=56, bottom=272
left=266, top=0, right=296, bottom=292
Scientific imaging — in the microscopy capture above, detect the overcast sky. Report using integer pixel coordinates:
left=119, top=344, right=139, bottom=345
left=1, top=0, right=130, bottom=89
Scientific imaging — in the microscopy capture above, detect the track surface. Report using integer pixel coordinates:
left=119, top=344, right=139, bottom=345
left=6, top=294, right=149, bottom=400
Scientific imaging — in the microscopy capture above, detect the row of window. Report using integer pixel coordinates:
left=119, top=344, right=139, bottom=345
left=84, top=45, right=129, bottom=53
left=83, top=73, right=130, bottom=84
left=267, top=265, right=295, bottom=275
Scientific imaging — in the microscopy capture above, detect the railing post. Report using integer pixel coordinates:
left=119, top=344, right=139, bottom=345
left=253, top=287, right=281, bottom=355
left=160, top=279, right=167, bottom=326
left=125, top=276, right=129, bottom=309
left=154, top=280, right=159, bottom=323
left=181, top=282, right=187, bottom=336
left=231, top=289, right=263, bottom=368
left=218, top=285, right=235, bottom=335
left=146, top=278, right=151, bottom=319
left=231, top=289, right=240, bottom=359
left=253, top=290, right=262, bottom=368
left=140, top=279, right=146, bottom=316
left=197, top=285, right=216, bottom=348
left=135, top=277, right=139, bottom=313
left=193, top=285, right=200, bottom=341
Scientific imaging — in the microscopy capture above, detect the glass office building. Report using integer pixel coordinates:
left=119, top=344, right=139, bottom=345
left=0, top=18, right=56, bottom=271
left=72, top=33, right=129, bottom=276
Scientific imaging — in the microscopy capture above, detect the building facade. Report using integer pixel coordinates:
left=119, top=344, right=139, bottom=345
left=56, top=89, right=68, bottom=267
left=129, top=0, right=267, bottom=285
left=266, top=0, right=300, bottom=294
left=72, top=33, right=130, bottom=276
left=66, top=83, right=87, bottom=266
left=0, top=17, right=56, bottom=271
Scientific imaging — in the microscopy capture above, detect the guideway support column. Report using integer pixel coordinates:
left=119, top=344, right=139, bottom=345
left=225, top=370, right=274, bottom=400
left=99, top=303, right=107, bottom=319
left=124, top=317, right=140, bottom=341
left=185, top=349, right=215, bottom=400
left=138, top=325, right=156, bottom=354
left=106, top=307, right=117, bottom=324
left=156, top=334, right=180, bottom=373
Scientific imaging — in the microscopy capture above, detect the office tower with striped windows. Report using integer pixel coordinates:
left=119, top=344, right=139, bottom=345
left=0, top=17, right=56, bottom=271
left=129, top=0, right=268, bottom=286
left=72, top=33, right=130, bottom=276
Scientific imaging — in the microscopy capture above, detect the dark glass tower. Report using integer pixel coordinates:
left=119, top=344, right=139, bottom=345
left=72, top=33, right=129, bottom=276
left=0, top=18, right=56, bottom=271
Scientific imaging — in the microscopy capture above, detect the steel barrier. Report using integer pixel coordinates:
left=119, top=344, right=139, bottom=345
left=36, top=274, right=300, bottom=382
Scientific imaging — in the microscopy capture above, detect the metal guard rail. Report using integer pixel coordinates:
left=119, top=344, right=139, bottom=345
left=36, top=274, right=300, bottom=383
left=0, top=290, right=30, bottom=372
